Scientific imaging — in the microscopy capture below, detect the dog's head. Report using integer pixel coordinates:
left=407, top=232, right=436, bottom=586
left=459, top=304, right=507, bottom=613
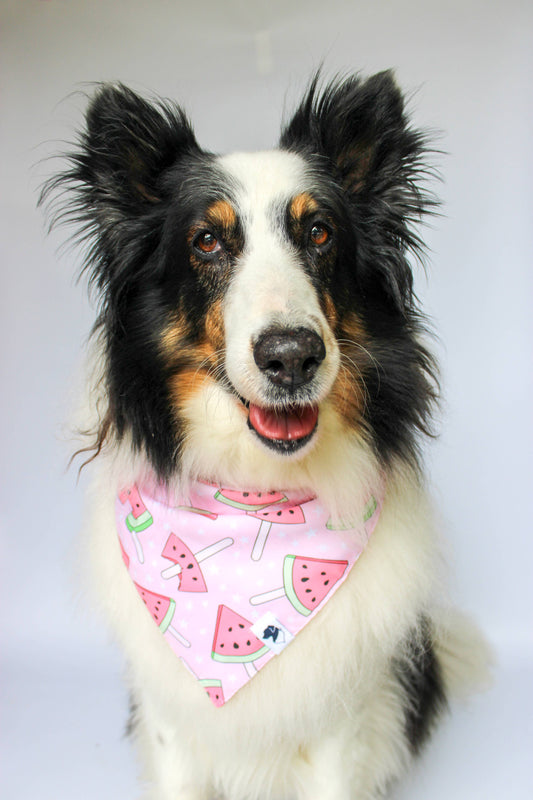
left=43, top=72, right=438, bottom=486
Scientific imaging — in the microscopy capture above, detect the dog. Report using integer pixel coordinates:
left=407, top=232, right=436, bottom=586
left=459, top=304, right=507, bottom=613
left=42, top=71, right=488, bottom=800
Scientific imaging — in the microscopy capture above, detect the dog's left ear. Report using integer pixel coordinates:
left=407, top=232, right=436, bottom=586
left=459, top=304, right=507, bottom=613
left=280, top=72, right=433, bottom=308
left=280, top=70, right=423, bottom=199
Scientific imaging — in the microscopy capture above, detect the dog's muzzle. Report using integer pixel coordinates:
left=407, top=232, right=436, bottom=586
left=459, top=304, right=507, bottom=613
left=247, top=326, right=326, bottom=454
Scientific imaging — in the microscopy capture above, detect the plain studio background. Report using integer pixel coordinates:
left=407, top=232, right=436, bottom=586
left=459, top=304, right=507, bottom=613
left=1, top=1, right=531, bottom=798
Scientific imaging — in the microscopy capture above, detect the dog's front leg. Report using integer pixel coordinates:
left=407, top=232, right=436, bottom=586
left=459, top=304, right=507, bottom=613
left=132, top=690, right=211, bottom=800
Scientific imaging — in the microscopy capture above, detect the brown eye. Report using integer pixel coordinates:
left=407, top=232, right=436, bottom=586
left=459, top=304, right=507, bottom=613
left=309, top=224, right=330, bottom=247
left=194, top=231, right=220, bottom=254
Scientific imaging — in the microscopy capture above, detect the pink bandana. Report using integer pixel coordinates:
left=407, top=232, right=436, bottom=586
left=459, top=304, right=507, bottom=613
left=116, top=481, right=382, bottom=707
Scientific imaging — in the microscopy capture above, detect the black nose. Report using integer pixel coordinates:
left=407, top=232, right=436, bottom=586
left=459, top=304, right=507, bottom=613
left=253, top=327, right=326, bottom=389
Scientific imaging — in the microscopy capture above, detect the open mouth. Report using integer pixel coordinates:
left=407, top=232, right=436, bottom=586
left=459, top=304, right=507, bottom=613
left=247, top=403, right=319, bottom=454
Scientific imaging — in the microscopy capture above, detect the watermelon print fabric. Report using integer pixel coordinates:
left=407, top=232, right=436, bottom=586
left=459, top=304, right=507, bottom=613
left=116, top=481, right=383, bottom=707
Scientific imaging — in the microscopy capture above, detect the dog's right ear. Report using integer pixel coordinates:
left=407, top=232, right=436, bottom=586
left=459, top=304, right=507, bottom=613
left=79, top=83, right=199, bottom=209
left=40, top=84, right=200, bottom=291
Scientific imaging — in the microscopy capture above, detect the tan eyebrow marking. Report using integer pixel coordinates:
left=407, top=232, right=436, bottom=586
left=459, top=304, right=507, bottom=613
left=289, top=192, right=319, bottom=222
left=205, top=199, right=238, bottom=231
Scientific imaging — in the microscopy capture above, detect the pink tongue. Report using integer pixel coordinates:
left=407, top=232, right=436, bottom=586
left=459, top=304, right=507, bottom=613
left=249, top=404, right=318, bottom=441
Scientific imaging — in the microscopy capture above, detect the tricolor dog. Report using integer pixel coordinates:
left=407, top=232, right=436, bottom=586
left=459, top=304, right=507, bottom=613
left=42, top=71, right=487, bottom=800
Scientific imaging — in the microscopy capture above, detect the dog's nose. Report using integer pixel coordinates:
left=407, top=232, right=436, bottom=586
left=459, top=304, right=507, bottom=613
left=253, top=327, right=326, bottom=389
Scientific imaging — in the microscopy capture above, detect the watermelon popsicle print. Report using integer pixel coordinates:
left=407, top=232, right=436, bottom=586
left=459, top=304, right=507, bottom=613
left=135, top=583, right=191, bottom=648
left=247, top=503, right=306, bottom=561
left=250, top=555, right=348, bottom=616
left=119, top=485, right=153, bottom=563
left=160, top=533, right=234, bottom=590
left=211, top=605, right=270, bottom=678
left=214, top=488, right=287, bottom=512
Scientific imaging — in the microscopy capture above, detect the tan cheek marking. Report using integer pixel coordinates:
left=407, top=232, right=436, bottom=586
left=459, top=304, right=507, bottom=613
left=204, top=299, right=225, bottom=353
left=167, top=343, right=215, bottom=418
left=159, top=297, right=227, bottom=430
left=331, top=313, right=370, bottom=429
left=168, top=369, right=212, bottom=427
left=160, top=314, right=190, bottom=359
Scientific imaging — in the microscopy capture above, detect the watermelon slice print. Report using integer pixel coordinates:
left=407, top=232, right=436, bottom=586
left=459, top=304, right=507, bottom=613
left=160, top=533, right=234, bottom=591
left=211, top=605, right=269, bottom=677
left=247, top=504, right=305, bottom=561
left=118, top=485, right=153, bottom=563
left=134, top=582, right=191, bottom=648
left=249, top=555, right=348, bottom=616
left=214, top=488, right=286, bottom=512
left=199, top=678, right=225, bottom=707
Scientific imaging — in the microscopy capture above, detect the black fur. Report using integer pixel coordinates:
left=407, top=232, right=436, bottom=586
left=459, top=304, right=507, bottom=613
left=394, top=620, right=447, bottom=754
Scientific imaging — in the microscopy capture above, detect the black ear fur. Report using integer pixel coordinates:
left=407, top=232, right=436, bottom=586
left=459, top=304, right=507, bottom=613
left=281, top=72, right=409, bottom=192
left=82, top=83, right=199, bottom=209
left=280, top=72, right=437, bottom=310
left=40, top=83, right=201, bottom=297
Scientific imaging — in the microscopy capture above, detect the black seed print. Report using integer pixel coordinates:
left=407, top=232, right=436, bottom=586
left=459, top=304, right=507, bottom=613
left=187, top=563, right=193, bottom=569
left=324, top=580, right=329, bottom=586
left=301, top=577, right=309, bottom=582
left=233, top=643, right=239, bottom=649
left=228, top=627, right=233, bottom=632
left=239, top=624, right=245, bottom=629
left=246, top=640, right=251, bottom=646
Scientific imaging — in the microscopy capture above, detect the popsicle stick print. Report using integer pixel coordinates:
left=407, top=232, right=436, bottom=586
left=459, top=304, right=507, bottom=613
left=130, top=530, right=145, bottom=564
left=247, top=504, right=306, bottom=561
left=250, top=586, right=286, bottom=605
left=161, top=535, right=234, bottom=589
left=166, top=625, right=192, bottom=648
left=250, top=520, right=271, bottom=561
left=243, top=661, right=258, bottom=678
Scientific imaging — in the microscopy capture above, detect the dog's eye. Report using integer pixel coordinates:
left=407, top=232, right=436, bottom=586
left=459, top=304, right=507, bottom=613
left=194, top=231, right=221, bottom=255
left=309, top=224, right=330, bottom=248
